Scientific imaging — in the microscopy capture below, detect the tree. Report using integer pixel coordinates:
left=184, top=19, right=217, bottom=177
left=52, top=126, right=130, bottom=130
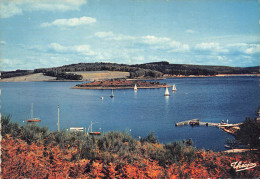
left=235, top=117, right=260, bottom=150
left=141, top=132, right=158, bottom=144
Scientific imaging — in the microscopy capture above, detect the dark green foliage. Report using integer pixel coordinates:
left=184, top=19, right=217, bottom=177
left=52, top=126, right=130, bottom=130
left=44, top=71, right=83, bottom=80
left=20, top=124, right=49, bottom=144
left=164, top=140, right=197, bottom=164
left=1, top=115, right=49, bottom=144
left=140, top=131, right=158, bottom=144
left=78, top=132, right=141, bottom=164
left=235, top=117, right=260, bottom=149
left=1, top=115, right=21, bottom=137
left=1, top=70, right=33, bottom=79
left=226, top=138, right=240, bottom=149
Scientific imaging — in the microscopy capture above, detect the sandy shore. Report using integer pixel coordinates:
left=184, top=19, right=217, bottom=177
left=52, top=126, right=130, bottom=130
left=0, top=73, right=56, bottom=82
left=0, top=71, right=130, bottom=82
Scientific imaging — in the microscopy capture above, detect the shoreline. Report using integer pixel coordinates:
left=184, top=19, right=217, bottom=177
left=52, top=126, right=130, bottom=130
left=0, top=73, right=259, bottom=82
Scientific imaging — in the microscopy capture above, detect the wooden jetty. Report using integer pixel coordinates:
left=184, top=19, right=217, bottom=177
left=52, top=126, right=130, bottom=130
left=175, top=119, right=220, bottom=127
left=175, top=119, right=242, bottom=135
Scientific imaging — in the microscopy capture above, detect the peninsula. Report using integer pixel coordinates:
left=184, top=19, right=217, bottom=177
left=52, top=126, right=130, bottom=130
left=72, top=79, right=170, bottom=89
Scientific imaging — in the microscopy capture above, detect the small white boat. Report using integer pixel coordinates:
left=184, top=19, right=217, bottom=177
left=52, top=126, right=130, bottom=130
left=164, top=87, right=170, bottom=96
left=101, top=96, right=104, bottom=100
left=172, top=84, right=177, bottom=91
left=110, top=89, right=114, bottom=98
left=88, top=121, right=101, bottom=135
left=70, top=127, right=84, bottom=132
left=27, top=103, right=41, bottom=123
left=134, top=84, right=138, bottom=91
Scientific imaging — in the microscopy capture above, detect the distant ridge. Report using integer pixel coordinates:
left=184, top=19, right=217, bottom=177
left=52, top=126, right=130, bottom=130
left=1, top=62, right=259, bottom=80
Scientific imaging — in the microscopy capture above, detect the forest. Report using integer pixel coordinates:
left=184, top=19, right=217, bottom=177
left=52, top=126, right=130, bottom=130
left=1, top=115, right=259, bottom=178
left=1, top=62, right=259, bottom=80
left=34, top=62, right=259, bottom=79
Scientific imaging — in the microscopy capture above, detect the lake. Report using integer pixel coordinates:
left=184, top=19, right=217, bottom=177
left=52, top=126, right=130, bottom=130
left=1, top=76, right=259, bottom=151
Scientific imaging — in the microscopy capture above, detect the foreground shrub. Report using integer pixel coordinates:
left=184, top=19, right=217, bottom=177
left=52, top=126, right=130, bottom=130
left=1, top=115, right=260, bottom=178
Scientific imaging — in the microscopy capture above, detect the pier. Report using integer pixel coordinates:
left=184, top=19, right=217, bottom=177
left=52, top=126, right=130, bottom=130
left=175, top=119, right=220, bottom=127
left=175, top=119, right=242, bottom=135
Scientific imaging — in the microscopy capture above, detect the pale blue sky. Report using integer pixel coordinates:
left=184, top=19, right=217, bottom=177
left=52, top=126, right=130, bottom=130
left=0, top=0, right=259, bottom=70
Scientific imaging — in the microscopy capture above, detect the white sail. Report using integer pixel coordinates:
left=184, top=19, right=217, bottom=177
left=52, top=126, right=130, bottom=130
left=110, top=89, right=114, bottom=98
left=164, top=87, right=170, bottom=96
left=27, top=103, right=40, bottom=122
left=134, top=84, right=138, bottom=91
left=172, top=84, right=177, bottom=91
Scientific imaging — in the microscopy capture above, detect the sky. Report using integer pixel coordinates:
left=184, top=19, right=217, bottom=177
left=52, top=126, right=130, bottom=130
left=0, top=0, right=259, bottom=71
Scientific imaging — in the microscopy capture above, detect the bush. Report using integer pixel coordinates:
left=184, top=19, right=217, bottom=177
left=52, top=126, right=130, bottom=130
left=140, top=131, right=158, bottom=144
left=1, top=114, right=21, bottom=138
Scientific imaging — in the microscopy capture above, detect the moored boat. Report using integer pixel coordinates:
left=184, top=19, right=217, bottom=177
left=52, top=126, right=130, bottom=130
left=88, top=121, right=101, bottom=135
left=27, top=119, right=41, bottom=122
left=27, top=103, right=41, bottom=123
left=89, top=132, right=101, bottom=135
left=70, top=127, right=84, bottom=132
left=110, top=89, right=114, bottom=98
left=164, top=87, right=170, bottom=96
left=172, top=84, right=177, bottom=91
left=134, top=84, right=138, bottom=91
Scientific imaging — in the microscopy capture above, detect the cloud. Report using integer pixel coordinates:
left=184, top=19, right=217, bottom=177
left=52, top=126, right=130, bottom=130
left=132, top=56, right=145, bottom=62
left=0, top=58, right=32, bottom=70
left=49, top=43, right=67, bottom=52
left=93, top=32, right=188, bottom=53
left=94, top=31, right=114, bottom=38
left=1, top=41, right=6, bottom=45
left=141, top=35, right=171, bottom=44
left=227, top=43, right=260, bottom=55
left=41, top=16, right=96, bottom=27
left=194, top=42, right=260, bottom=56
left=0, top=0, right=87, bottom=18
left=217, top=56, right=227, bottom=61
left=194, top=42, right=229, bottom=53
left=0, top=2, right=22, bottom=18
left=49, top=43, right=95, bottom=56
left=94, top=31, right=135, bottom=41
left=185, top=29, right=195, bottom=34
left=139, top=35, right=190, bottom=52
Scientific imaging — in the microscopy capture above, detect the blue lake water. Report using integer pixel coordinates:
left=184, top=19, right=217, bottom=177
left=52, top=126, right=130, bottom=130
left=1, top=76, right=259, bottom=151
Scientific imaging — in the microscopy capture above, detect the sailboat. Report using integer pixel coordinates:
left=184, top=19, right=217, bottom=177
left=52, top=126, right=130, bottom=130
left=110, top=89, right=114, bottom=98
left=88, top=121, right=101, bottom=135
left=172, top=84, right=177, bottom=92
left=164, top=87, right=170, bottom=96
left=134, top=84, right=138, bottom=91
left=27, top=103, right=41, bottom=122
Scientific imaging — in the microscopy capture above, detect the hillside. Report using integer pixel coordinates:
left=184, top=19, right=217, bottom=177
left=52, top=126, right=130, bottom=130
left=1, top=62, right=259, bottom=80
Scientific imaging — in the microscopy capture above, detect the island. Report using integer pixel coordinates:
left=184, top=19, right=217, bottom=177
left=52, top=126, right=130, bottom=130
left=72, top=79, right=171, bottom=89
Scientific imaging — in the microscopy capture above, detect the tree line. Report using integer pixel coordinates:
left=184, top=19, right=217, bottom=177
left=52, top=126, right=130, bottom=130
left=2, top=62, right=259, bottom=80
left=1, top=70, right=34, bottom=79
left=34, top=62, right=259, bottom=79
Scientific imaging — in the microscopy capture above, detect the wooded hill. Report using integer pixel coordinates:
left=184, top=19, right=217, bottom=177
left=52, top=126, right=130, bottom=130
left=1, top=62, right=259, bottom=80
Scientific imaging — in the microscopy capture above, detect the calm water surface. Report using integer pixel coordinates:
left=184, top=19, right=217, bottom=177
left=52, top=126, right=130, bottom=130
left=1, top=76, right=259, bottom=151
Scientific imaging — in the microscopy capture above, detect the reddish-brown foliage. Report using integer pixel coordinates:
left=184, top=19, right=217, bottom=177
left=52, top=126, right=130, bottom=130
left=2, top=136, right=259, bottom=178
